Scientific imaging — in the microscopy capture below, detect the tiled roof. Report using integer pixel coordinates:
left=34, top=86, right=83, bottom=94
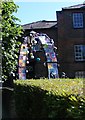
left=63, top=4, right=85, bottom=10
left=22, top=20, right=57, bottom=30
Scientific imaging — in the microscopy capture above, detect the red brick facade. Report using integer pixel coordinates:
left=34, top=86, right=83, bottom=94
left=56, top=4, right=85, bottom=78
left=22, top=4, right=85, bottom=78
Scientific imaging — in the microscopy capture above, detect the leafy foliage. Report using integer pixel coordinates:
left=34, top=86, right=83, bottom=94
left=14, top=78, right=85, bottom=119
left=2, top=0, right=23, bottom=81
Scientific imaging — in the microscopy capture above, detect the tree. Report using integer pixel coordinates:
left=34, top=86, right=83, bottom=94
left=1, top=0, right=23, bottom=81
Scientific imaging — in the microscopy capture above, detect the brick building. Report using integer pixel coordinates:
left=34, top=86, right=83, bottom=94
left=22, top=4, right=85, bottom=78
left=56, top=4, right=85, bottom=78
left=22, top=20, right=58, bottom=46
left=22, top=20, right=58, bottom=79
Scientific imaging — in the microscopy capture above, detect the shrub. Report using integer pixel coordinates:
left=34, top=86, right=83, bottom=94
left=14, top=79, right=85, bottom=119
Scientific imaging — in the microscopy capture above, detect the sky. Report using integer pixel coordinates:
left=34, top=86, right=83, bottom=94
left=13, top=0, right=85, bottom=25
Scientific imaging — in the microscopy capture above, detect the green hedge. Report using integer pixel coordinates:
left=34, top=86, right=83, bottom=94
left=14, top=79, right=85, bottom=119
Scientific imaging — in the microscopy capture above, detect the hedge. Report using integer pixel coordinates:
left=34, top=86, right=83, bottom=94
left=14, top=79, right=85, bottom=119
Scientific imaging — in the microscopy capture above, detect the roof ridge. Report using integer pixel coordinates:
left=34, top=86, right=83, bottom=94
left=62, top=3, right=85, bottom=10
left=22, top=20, right=57, bottom=26
left=22, top=20, right=57, bottom=29
left=22, top=20, right=41, bottom=26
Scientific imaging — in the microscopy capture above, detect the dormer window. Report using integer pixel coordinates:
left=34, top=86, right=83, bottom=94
left=73, top=13, right=83, bottom=28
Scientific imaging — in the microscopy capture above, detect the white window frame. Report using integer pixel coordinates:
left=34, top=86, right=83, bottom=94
left=73, top=13, right=83, bottom=28
left=75, top=71, right=85, bottom=78
left=74, top=45, right=85, bottom=61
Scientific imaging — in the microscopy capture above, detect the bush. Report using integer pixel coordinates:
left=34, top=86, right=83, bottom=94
left=14, top=79, right=85, bottom=119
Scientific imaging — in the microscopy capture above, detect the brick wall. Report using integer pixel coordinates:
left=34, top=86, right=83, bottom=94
left=57, top=9, right=85, bottom=78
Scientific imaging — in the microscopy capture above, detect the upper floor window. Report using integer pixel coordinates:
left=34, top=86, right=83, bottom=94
left=73, top=13, right=83, bottom=28
left=74, top=45, right=85, bottom=61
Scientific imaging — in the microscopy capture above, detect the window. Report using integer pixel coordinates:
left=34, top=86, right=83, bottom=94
left=75, top=71, right=85, bottom=78
left=73, top=13, right=83, bottom=28
left=74, top=45, right=85, bottom=61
